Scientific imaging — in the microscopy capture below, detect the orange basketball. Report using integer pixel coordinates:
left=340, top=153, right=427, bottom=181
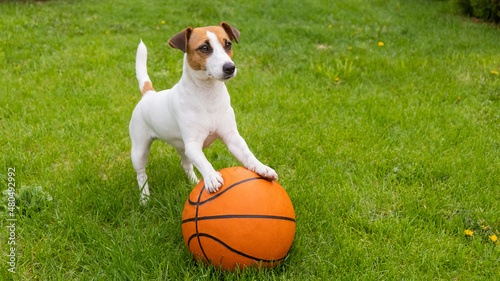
left=181, top=166, right=295, bottom=271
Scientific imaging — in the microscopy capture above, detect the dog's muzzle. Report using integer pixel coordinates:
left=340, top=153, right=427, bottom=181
left=223, top=62, right=236, bottom=76
left=221, top=62, right=236, bottom=80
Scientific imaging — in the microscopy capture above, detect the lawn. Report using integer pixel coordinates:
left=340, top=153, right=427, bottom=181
left=1, top=0, right=499, bottom=279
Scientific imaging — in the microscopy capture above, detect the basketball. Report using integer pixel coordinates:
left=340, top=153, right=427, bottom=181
left=181, top=166, right=296, bottom=271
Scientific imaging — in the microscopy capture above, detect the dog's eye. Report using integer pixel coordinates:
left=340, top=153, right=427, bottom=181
left=225, top=41, right=232, bottom=51
left=198, top=44, right=211, bottom=53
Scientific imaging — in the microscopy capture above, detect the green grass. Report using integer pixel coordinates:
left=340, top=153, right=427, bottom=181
left=1, top=0, right=500, bottom=279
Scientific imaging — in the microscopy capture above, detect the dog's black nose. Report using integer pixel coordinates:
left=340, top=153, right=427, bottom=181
left=223, top=63, right=236, bottom=75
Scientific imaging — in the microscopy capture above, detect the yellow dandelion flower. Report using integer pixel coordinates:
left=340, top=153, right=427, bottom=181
left=105, top=30, right=109, bottom=35
left=161, top=21, right=166, bottom=24
left=464, top=229, right=474, bottom=236
left=378, top=42, right=384, bottom=47
left=328, top=25, right=332, bottom=28
left=481, top=225, right=488, bottom=230
left=16, top=65, right=21, bottom=69
left=458, top=97, right=461, bottom=101
left=491, top=70, right=499, bottom=75
left=489, top=234, right=498, bottom=242
left=335, top=77, right=340, bottom=82
left=348, top=46, right=353, bottom=50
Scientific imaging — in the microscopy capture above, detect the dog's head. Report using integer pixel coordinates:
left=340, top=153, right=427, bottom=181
left=168, top=22, right=240, bottom=81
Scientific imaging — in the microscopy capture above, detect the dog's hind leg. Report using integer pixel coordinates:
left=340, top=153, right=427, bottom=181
left=130, top=134, right=154, bottom=204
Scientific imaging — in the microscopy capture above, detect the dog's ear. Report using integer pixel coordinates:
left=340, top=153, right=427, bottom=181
left=219, top=22, right=240, bottom=44
left=168, top=27, right=193, bottom=53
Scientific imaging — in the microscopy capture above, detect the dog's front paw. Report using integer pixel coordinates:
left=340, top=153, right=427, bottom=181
left=204, top=172, right=224, bottom=193
left=251, top=164, right=278, bottom=181
left=188, top=174, right=200, bottom=184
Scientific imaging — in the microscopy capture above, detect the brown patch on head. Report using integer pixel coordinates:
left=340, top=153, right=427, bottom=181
left=141, top=81, right=155, bottom=96
left=168, top=23, right=240, bottom=71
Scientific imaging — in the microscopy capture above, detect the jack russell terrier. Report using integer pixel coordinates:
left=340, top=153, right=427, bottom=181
left=129, top=22, right=278, bottom=202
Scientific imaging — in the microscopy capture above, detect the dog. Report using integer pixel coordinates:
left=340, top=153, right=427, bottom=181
left=129, top=22, right=278, bottom=202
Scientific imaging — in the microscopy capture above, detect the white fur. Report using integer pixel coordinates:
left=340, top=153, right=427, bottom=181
left=205, top=32, right=237, bottom=80
left=130, top=31, right=277, bottom=203
left=135, top=40, right=151, bottom=91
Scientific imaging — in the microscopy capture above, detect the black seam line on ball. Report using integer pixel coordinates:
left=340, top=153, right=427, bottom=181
left=195, top=185, right=209, bottom=262
left=187, top=233, right=286, bottom=263
left=182, top=214, right=296, bottom=224
left=188, top=177, right=266, bottom=206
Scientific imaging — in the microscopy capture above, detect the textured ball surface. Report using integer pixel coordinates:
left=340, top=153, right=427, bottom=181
left=181, top=166, right=295, bottom=271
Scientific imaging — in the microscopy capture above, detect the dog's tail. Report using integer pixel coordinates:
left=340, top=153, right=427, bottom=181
left=136, top=40, right=155, bottom=96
